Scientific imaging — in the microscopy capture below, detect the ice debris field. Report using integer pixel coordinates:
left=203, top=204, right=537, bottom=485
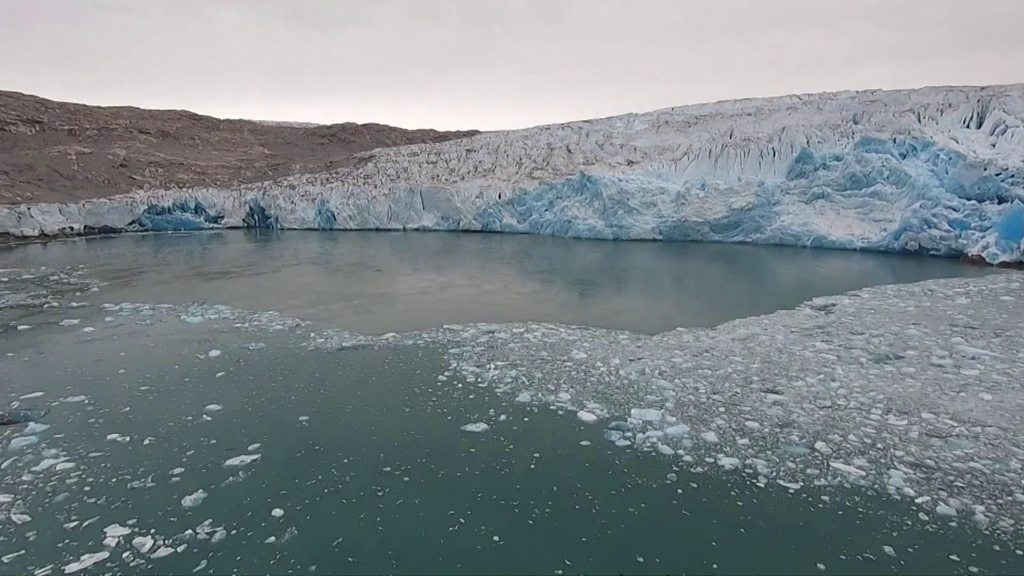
left=4, top=261, right=1024, bottom=573
left=2, top=85, right=1024, bottom=264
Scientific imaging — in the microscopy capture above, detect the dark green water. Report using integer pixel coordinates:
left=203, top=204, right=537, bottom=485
left=0, top=232, right=1015, bottom=575
left=0, top=230, right=990, bottom=334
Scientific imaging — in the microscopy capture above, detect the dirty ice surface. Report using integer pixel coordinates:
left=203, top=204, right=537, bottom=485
left=1, top=252, right=1023, bottom=573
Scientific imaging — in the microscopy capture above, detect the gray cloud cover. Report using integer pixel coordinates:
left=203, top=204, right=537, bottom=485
left=2, top=0, right=1022, bottom=129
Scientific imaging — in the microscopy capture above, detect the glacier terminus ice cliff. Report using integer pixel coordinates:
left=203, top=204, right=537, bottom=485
left=2, top=85, right=1023, bottom=264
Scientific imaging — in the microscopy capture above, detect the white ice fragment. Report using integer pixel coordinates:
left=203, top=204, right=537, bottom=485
left=576, top=411, right=598, bottom=423
left=936, top=503, right=958, bottom=517
left=1, top=550, right=26, bottom=563
left=813, top=441, right=833, bottom=455
left=882, top=545, right=897, bottom=557
left=829, top=461, right=866, bottom=477
left=247, top=444, right=262, bottom=452
left=211, top=529, right=227, bottom=544
left=16, top=325, right=31, bottom=331
left=23, top=422, right=50, bottom=434
left=58, top=319, right=80, bottom=327
left=103, top=524, right=131, bottom=538
left=657, top=443, right=676, bottom=456
left=630, top=408, right=663, bottom=422
left=62, top=552, right=109, bottom=574
left=150, top=546, right=174, bottom=559
left=206, top=349, right=222, bottom=358
left=569, top=350, right=588, bottom=360
left=514, top=392, right=532, bottom=403
left=61, top=395, right=87, bottom=403
left=203, top=404, right=222, bottom=413
left=170, top=467, right=185, bottom=475
left=181, top=489, right=208, bottom=508
left=7, top=436, right=38, bottom=451
left=271, top=508, right=284, bottom=518
left=664, top=424, right=691, bottom=436
left=717, top=456, right=741, bottom=468
left=9, top=513, right=31, bottom=525
left=0, top=494, right=13, bottom=503
left=223, top=454, right=261, bottom=467
left=131, top=536, right=154, bottom=554
left=699, top=431, right=719, bottom=443
left=18, top=392, right=44, bottom=399
left=460, top=422, right=490, bottom=433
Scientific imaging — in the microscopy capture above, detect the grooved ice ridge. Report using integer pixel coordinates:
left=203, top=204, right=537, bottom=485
left=2, top=85, right=1023, bottom=262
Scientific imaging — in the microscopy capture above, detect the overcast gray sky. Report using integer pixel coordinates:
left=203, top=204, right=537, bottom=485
left=2, top=0, right=1023, bottom=130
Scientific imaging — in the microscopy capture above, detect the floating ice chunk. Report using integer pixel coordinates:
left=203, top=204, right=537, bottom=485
left=58, top=319, right=80, bottom=327
left=211, top=529, right=227, bottom=544
left=22, top=422, right=50, bottom=435
left=206, top=349, right=222, bottom=358
left=81, top=327, right=94, bottom=333
left=699, top=431, right=719, bottom=443
left=630, top=408, right=663, bottom=422
left=131, top=536, right=154, bottom=554
left=10, top=513, right=31, bottom=525
left=0, top=494, right=13, bottom=503
left=514, top=392, right=532, bottom=403
left=657, top=443, right=676, bottom=456
left=829, top=461, right=866, bottom=477
left=203, top=404, right=222, bottom=413
left=62, top=551, right=109, bottom=574
left=569, top=350, right=588, bottom=360
left=813, top=441, right=833, bottom=455
left=104, top=524, right=131, bottom=538
left=54, top=462, right=75, bottom=471
left=60, top=395, right=87, bottom=403
left=181, top=489, right=208, bottom=508
left=664, top=424, right=691, bottom=436
left=170, top=467, right=185, bottom=475
left=460, top=422, right=490, bottom=433
left=192, top=560, right=208, bottom=573
left=223, top=454, right=261, bottom=467
left=105, top=433, right=130, bottom=443
left=1, top=550, right=25, bottom=563
left=247, top=443, right=262, bottom=452
left=718, top=456, right=741, bottom=468
left=19, top=392, right=44, bottom=399
left=576, top=411, right=598, bottom=423
left=936, top=503, right=958, bottom=517
left=15, top=325, right=31, bottom=331
left=150, top=546, right=174, bottom=559
left=271, top=508, right=284, bottom=518
left=244, top=343, right=266, bottom=351
left=7, top=436, right=38, bottom=451
left=31, top=458, right=67, bottom=472
left=298, top=416, right=309, bottom=422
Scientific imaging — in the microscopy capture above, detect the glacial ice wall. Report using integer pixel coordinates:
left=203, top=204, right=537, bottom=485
left=2, top=85, right=1023, bottom=263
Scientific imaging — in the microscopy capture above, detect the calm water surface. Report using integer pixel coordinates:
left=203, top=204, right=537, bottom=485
left=0, top=231, right=991, bottom=333
left=0, top=232, right=1014, bottom=575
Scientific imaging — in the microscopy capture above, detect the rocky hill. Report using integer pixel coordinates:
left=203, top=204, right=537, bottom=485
left=0, top=90, right=476, bottom=203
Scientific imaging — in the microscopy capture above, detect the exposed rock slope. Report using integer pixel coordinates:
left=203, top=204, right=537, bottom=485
left=0, top=90, right=477, bottom=203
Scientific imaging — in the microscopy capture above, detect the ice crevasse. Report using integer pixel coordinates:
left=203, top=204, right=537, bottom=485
left=2, top=84, right=1023, bottom=264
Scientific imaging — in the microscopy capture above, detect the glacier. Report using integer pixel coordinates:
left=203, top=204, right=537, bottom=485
left=2, top=84, right=1023, bottom=263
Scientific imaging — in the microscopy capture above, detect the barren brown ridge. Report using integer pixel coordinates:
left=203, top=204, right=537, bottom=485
left=0, top=90, right=477, bottom=204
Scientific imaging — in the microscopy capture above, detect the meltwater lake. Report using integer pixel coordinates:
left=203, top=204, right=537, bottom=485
left=1, top=231, right=1018, bottom=575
